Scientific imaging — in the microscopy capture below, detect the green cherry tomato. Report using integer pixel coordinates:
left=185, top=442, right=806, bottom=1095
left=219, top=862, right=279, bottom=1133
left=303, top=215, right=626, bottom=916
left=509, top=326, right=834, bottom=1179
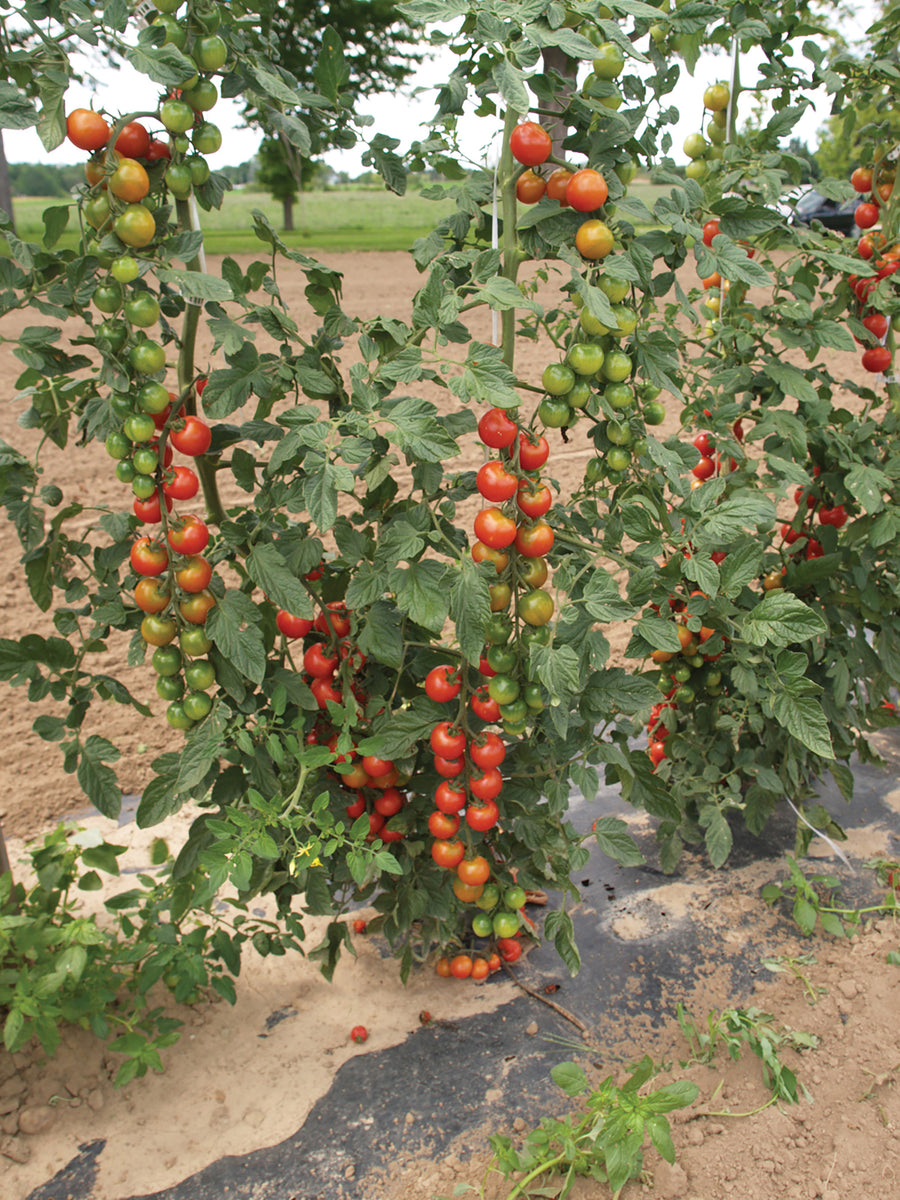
left=488, top=674, right=520, bottom=706
left=598, top=274, right=630, bottom=303
left=606, top=447, right=631, bottom=473
left=486, top=643, right=517, bottom=674
left=502, top=720, right=529, bottom=737
left=137, top=382, right=171, bottom=413
left=522, top=683, right=545, bottom=710
left=579, top=309, right=608, bottom=337
left=566, top=342, right=605, bottom=376
left=187, top=154, right=210, bottom=186
left=109, top=392, right=134, bottom=421
left=476, top=883, right=500, bottom=911
left=156, top=674, right=185, bottom=701
left=504, top=885, right=527, bottom=911
left=602, top=350, right=633, bottom=382
left=484, top=613, right=513, bottom=645
left=538, top=395, right=571, bottom=428
left=111, top=255, right=140, bottom=284
left=542, top=362, right=577, bottom=395
left=192, top=34, right=227, bottom=71
left=154, top=14, right=187, bottom=48
left=166, top=700, right=195, bottom=731
left=114, top=205, right=156, bottom=249
left=182, top=690, right=213, bottom=721
left=492, top=910, right=521, bottom=938
left=606, top=420, right=632, bottom=447
left=131, top=473, right=157, bottom=499
left=611, top=305, right=638, bottom=337
left=97, top=319, right=128, bottom=351
left=152, top=645, right=183, bottom=676
left=193, top=5, right=222, bottom=33
left=130, top=341, right=167, bottom=375
left=520, top=623, right=551, bottom=647
left=566, top=379, right=592, bottom=410
left=132, top=446, right=160, bottom=476
left=123, top=412, right=157, bottom=443
left=185, top=659, right=216, bottom=690
left=124, top=293, right=161, bottom=328
left=93, top=282, right=123, bottom=313
left=84, top=194, right=111, bottom=230
left=181, top=627, right=212, bottom=657
left=675, top=684, right=695, bottom=705
left=644, top=400, right=666, bottom=426
left=115, top=459, right=137, bottom=483
left=192, top=122, right=222, bottom=154
left=165, top=162, right=193, bottom=199
left=471, top=912, right=493, bottom=938
left=517, top=589, right=554, bottom=627
left=105, top=430, right=131, bottom=460
left=182, top=79, right=219, bottom=112
left=592, top=42, right=625, bottom=80
left=160, top=97, right=195, bottom=133
left=499, top=698, right=528, bottom=724
left=605, top=383, right=634, bottom=410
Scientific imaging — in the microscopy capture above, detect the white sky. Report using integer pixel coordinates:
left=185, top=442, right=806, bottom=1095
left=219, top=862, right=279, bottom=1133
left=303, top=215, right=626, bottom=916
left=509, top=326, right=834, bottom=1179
left=3, top=8, right=877, bottom=175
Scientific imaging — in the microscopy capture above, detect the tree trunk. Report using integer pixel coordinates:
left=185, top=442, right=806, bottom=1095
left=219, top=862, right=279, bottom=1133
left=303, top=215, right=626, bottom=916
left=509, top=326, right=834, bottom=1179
left=0, top=131, right=15, bottom=234
left=282, top=195, right=294, bottom=232
left=540, top=47, right=576, bottom=160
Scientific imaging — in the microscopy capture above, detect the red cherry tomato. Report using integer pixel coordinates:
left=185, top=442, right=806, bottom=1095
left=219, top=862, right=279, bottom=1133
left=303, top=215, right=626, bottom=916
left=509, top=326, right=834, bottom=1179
left=565, top=168, right=608, bottom=212
left=471, top=686, right=501, bottom=723
left=470, top=732, right=506, bottom=769
left=170, top=415, right=212, bottom=456
left=474, top=507, right=518, bottom=550
left=130, top=536, right=168, bottom=577
left=518, top=431, right=550, bottom=471
left=515, top=520, right=554, bottom=557
left=163, top=465, right=200, bottom=500
left=478, top=407, right=518, bottom=449
left=303, top=643, right=338, bottom=678
left=431, top=721, right=466, bottom=758
left=465, top=800, right=500, bottom=831
left=477, top=460, right=518, bottom=502
left=277, top=610, right=314, bottom=639
left=168, top=514, right=209, bottom=556
left=516, top=481, right=552, bottom=519
left=509, top=121, right=552, bottom=167
left=425, top=665, right=461, bottom=702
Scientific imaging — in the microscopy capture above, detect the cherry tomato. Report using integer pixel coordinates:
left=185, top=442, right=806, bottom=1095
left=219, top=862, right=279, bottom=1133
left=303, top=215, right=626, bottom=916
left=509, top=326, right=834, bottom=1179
left=575, top=219, right=614, bottom=260
left=497, top=937, right=522, bottom=963
left=164, top=465, right=200, bottom=500
left=519, top=556, right=548, bottom=588
left=546, top=168, right=573, bottom=204
left=469, top=766, right=502, bottom=801
left=424, top=665, right=461, bottom=702
left=517, top=588, right=554, bottom=626
left=692, top=456, right=716, bottom=481
left=516, top=481, right=552, bottom=519
left=276, top=609, right=313, bottom=639
left=565, top=168, right=608, bottom=212
left=141, top=613, right=177, bottom=646
left=862, top=312, right=888, bottom=339
left=470, top=732, right=505, bottom=769
left=428, top=810, right=460, bottom=839
left=478, top=407, right=518, bottom=448
left=168, top=514, right=209, bottom=556
left=109, top=157, right=150, bottom=203
left=471, top=686, right=501, bottom=723
left=431, top=721, right=466, bottom=759
left=434, top=755, right=464, bottom=778
left=516, top=169, right=546, bottom=204
left=471, top=541, right=510, bottom=574
left=518, top=431, right=549, bottom=471
left=179, top=589, right=216, bottom=624
left=449, top=953, right=473, bottom=979
left=314, top=602, right=351, bottom=639
left=66, top=108, right=110, bottom=151
left=350, top=1024, right=368, bottom=1043
left=855, top=202, right=879, bottom=230
left=819, top=505, right=848, bottom=528
left=311, top=676, right=342, bottom=709
left=374, top=788, right=404, bottom=818
left=457, top=855, right=491, bottom=886
left=170, top=415, right=212, bottom=456
left=474, top=507, right=518, bottom=550
left=515, top=520, right=554, bottom=558
left=134, top=577, right=171, bottom=614
left=431, top=839, right=465, bottom=869
left=304, top=643, right=338, bottom=678
left=114, top=205, right=156, bottom=249
left=466, top=800, right=500, bottom=831
left=434, top=779, right=467, bottom=814
left=477, top=460, right=518, bottom=502
left=862, top=345, right=891, bottom=373
left=145, top=138, right=171, bottom=162
left=509, top=121, right=552, bottom=166
left=181, top=627, right=212, bottom=657
left=131, top=536, right=169, bottom=577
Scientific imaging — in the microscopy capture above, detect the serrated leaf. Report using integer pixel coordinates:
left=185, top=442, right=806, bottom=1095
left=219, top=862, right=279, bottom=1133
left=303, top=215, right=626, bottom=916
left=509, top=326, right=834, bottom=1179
left=700, top=807, right=733, bottom=868
left=771, top=692, right=834, bottom=759
left=766, top=362, right=819, bottom=405
left=314, top=24, right=350, bottom=101
left=174, top=705, right=228, bottom=794
left=529, top=642, right=581, bottom=702
left=76, top=736, right=122, bottom=819
left=478, top=275, right=541, bottom=314
left=247, top=544, right=314, bottom=619
left=387, top=397, right=460, bottom=462
left=449, top=557, right=490, bottom=666
left=395, top=559, right=450, bottom=632
left=744, top=592, right=827, bottom=648
left=592, top=816, right=645, bottom=867
left=845, top=464, right=889, bottom=514
left=635, top=617, right=683, bottom=652
left=694, top=496, right=776, bottom=546
left=156, top=269, right=234, bottom=303
left=581, top=571, right=634, bottom=621
left=207, top=592, right=267, bottom=685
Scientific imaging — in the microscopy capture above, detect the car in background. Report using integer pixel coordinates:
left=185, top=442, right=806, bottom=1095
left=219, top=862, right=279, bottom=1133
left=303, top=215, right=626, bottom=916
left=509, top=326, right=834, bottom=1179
left=789, top=188, right=861, bottom=236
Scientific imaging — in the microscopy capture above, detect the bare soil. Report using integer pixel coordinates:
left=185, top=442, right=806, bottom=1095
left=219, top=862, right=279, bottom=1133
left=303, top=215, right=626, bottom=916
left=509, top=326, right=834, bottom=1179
left=1, top=252, right=898, bottom=1200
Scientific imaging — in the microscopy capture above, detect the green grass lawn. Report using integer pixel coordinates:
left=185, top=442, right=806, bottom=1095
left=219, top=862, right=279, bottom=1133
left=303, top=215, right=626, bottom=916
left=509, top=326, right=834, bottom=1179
left=2, top=178, right=667, bottom=257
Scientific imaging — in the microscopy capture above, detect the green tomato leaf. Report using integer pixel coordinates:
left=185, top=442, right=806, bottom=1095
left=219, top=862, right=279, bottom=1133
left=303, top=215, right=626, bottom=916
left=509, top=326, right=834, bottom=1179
left=771, top=692, right=834, bottom=760
left=744, top=592, right=827, bottom=648
left=76, top=736, right=122, bottom=820
left=592, top=816, right=646, bottom=868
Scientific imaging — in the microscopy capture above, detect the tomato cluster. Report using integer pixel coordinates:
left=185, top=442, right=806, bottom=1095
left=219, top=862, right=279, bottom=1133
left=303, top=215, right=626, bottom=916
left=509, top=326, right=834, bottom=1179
left=847, top=165, right=896, bottom=378
left=680, top=82, right=730, bottom=184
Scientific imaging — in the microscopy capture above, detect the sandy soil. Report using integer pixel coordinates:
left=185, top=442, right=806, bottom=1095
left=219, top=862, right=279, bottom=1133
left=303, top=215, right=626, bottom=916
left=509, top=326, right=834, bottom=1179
left=1, top=251, right=898, bottom=1200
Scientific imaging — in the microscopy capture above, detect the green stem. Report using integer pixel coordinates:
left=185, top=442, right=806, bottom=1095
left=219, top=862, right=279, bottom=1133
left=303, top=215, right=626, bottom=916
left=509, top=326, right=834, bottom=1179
left=504, top=1150, right=569, bottom=1200
left=727, top=37, right=741, bottom=145
left=174, top=197, right=225, bottom=525
left=499, top=108, right=525, bottom=371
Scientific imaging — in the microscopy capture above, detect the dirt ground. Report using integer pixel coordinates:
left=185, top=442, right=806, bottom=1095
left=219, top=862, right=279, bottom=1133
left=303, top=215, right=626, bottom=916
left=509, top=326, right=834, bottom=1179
left=1, top=252, right=899, bottom=1199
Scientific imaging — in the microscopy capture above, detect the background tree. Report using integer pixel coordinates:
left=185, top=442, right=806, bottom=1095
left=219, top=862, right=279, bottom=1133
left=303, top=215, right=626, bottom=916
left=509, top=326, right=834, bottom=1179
left=244, top=0, right=423, bottom=228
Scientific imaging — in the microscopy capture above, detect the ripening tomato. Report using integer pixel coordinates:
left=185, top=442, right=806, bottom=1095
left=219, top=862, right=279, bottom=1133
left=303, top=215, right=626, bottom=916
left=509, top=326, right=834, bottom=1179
left=457, top=855, right=491, bottom=886
left=478, top=407, right=518, bottom=448
left=109, top=158, right=150, bottom=202
left=575, top=218, right=614, bottom=260
left=474, top=507, right=518, bottom=550
left=519, top=556, right=548, bottom=588
left=276, top=609, right=313, bottom=639
left=516, top=169, right=546, bottom=204
left=517, top=588, right=554, bottom=626
left=66, top=108, right=110, bottom=151
left=114, top=204, right=155, bottom=248
left=497, top=937, right=522, bottom=963
left=135, top=577, right=171, bottom=614
left=851, top=165, right=873, bottom=193
left=546, top=168, right=573, bottom=204
left=516, top=481, right=552, bottom=519
left=692, top=456, right=716, bottom=481
left=477, top=460, right=518, bottom=502
left=424, top=664, right=461, bottom=702
left=314, top=602, right=351, bottom=639
left=565, top=168, right=608, bottom=212
left=114, top=121, right=150, bottom=158
left=131, top=536, right=169, bottom=577
left=168, top=514, right=209, bottom=556
left=179, top=589, right=216, bottom=624
left=515, top=520, right=554, bottom=557
left=471, top=541, right=509, bottom=573
left=432, top=839, right=465, bottom=869
left=509, top=121, right=552, bottom=166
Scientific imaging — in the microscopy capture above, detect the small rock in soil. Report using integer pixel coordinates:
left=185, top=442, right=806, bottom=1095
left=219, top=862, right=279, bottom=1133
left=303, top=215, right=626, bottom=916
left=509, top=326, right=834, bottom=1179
left=0, top=1136, right=30, bottom=1164
left=525, top=1021, right=538, bottom=1035
left=17, top=1105, right=56, bottom=1136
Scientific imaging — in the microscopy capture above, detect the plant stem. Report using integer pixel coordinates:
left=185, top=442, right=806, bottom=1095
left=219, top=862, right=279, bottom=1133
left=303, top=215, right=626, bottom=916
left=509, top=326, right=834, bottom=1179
left=174, top=197, right=225, bottom=524
left=499, top=108, right=525, bottom=371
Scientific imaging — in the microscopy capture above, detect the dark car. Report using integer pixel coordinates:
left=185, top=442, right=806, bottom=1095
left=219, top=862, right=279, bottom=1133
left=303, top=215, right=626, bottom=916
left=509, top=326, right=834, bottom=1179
left=790, top=189, right=861, bottom=235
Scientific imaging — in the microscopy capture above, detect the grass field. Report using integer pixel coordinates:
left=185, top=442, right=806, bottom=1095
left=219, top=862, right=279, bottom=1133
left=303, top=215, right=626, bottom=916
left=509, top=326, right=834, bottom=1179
left=2, top=179, right=669, bottom=256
